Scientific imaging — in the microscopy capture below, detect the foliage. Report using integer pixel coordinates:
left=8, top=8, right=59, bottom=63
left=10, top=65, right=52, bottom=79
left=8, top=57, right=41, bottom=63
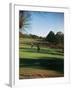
left=45, top=31, right=56, bottom=43
left=19, top=11, right=31, bottom=31
left=45, top=31, right=64, bottom=47
left=55, top=32, right=64, bottom=44
left=19, top=32, right=44, bottom=39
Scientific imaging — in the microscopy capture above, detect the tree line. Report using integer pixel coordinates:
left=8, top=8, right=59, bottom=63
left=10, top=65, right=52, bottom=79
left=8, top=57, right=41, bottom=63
left=20, top=31, right=64, bottom=44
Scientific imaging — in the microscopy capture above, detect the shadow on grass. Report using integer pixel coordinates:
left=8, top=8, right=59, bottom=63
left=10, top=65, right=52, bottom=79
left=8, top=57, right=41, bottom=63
left=19, top=57, right=64, bottom=74
left=20, top=47, right=64, bottom=56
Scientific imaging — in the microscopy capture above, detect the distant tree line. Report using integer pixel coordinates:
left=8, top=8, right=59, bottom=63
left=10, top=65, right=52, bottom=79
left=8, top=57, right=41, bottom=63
left=19, top=32, right=44, bottom=39
left=19, top=31, right=64, bottom=49
left=20, top=31, right=64, bottom=45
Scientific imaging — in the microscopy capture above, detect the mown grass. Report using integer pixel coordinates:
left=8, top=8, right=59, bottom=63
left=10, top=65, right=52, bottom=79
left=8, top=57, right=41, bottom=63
left=19, top=44, right=64, bottom=59
left=19, top=38, right=64, bottom=79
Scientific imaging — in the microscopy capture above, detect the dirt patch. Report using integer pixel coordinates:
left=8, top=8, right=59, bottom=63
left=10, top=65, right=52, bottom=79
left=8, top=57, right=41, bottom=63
left=19, top=67, right=64, bottom=79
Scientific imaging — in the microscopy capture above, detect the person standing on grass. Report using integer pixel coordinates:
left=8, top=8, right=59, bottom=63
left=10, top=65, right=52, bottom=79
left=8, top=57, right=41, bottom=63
left=31, top=43, right=34, bottom=48
left=37, top=44, right=40, bottom=52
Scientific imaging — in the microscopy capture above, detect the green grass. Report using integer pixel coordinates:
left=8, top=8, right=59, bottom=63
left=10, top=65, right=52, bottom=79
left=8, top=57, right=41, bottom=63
left=19, top=38, right=64, bottom=79
left=19, top=44, right=64, bottom=59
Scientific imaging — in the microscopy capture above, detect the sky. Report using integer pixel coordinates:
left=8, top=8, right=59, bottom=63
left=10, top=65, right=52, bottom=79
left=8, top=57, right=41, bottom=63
left=21, top=11, right=64, bottom=37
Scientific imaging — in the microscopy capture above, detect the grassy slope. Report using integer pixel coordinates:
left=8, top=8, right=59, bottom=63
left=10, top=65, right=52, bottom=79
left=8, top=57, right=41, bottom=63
left=19, top=45, right=64, bottom=59
left=19, top=38, right=64, bottom=79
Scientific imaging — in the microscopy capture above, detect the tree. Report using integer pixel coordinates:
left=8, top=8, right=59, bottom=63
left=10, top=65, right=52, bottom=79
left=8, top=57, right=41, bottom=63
left=19, top=11, right=31, bottom=32
left=46, top=31, right=56, bottom=43
left=55, top=32, right=64, bottom=44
